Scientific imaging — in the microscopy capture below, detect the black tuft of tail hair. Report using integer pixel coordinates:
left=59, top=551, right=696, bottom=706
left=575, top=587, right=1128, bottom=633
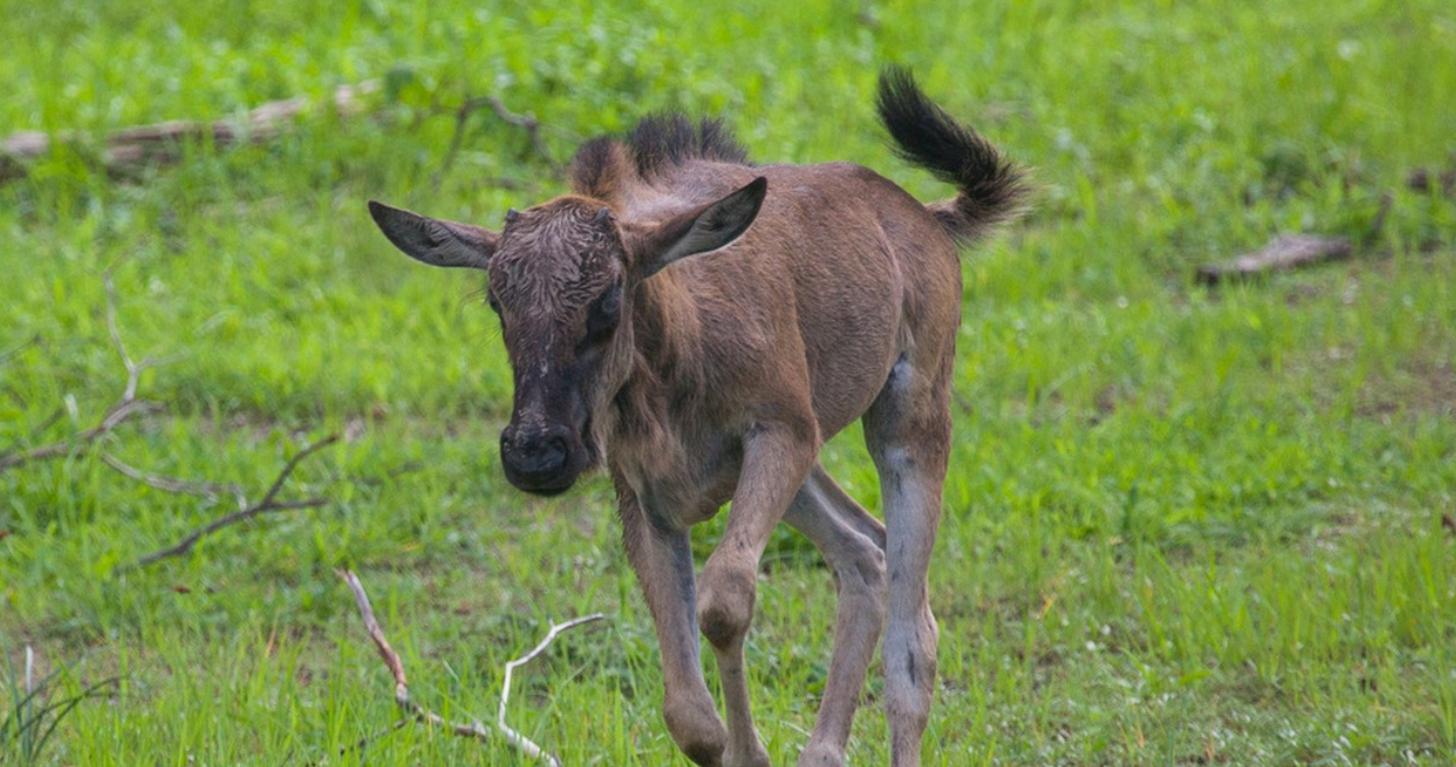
left=876, top=66, right=1026, bottom=243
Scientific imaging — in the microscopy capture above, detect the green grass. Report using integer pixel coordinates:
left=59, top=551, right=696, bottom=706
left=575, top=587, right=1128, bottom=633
left=2, top=0, right=1455, bottom=764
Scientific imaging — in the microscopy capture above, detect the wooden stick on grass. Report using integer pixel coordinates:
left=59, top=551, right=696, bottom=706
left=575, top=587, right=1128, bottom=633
left=1195, top=234, right=1353, bottom=286
left=126, top=435, right=340, bottom=569
left=336, top=569, right=604, bottom=765
left=1, top=82, right=378, bottom=183
left=0, top=275, right=160, bottom=473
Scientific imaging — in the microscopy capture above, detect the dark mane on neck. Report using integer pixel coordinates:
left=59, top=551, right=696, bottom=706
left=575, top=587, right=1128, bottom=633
left=569, top=113, right=750, bottom=199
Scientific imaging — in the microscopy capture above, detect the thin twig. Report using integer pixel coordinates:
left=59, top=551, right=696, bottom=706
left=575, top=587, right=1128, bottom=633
left=27, top=408, right=66, bottom=440
left=335, top=569, right=603, bottom=764
left=336, top=569, right=494, bottom=743
left=0, top=276, right=159, bottom=473
left=497, top=612, right=605, bottom=764
left=0, top=406, right=62, bottom=457
left=104, top=273, right=144, bottom=401
left=484, top=96, right=555, bottom=168
left=435, top=94, right=557, bottom=183
left=100, top=452, right=247, bottom=508
left=126, top=434, right=340, bottom=569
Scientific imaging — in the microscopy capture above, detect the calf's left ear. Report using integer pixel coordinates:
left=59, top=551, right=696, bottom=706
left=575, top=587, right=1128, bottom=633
left=629, top=177, right=767, bottom=279
left=368, top=200, right=499, bottom=270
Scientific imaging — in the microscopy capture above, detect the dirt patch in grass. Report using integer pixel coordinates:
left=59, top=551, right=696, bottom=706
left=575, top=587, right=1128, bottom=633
left=1357, top=358, right=1456, bottom=419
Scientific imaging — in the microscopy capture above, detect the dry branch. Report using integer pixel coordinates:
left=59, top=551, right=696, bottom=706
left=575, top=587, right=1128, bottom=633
left=436, top=94, right=558, bottom=182
left=1195, top=234, right=1353, bottom=286
left=497, top=612, right=606, bottom=762
left=4, top=80, right=561, bottom=187
left=127, top=435, right=340, bottom=569
left=482, top=96, right=555, bottom=168
left=1, top=82, right=377, bottom=182
left=336, top=569, right=604, bottom=765
left=0, top=276, right=159, bottom=473
left=100, top=452, right=246, bottom=508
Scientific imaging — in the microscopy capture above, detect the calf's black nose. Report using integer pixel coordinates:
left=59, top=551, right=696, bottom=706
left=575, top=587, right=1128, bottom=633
left=500, top=424, right=572, bottom=488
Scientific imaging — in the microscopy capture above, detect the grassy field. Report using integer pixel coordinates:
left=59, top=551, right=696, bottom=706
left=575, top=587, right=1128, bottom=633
left=2, top=0, right=1455, bottom=764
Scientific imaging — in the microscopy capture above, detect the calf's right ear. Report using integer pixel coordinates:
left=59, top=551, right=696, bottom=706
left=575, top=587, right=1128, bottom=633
left=367, top=200, right=499, bottom=270
left=626, top=176, right=768, bottom=280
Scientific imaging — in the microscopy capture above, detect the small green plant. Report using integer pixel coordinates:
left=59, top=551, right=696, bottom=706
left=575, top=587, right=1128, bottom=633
left=2, top=646, right=114, bottom=766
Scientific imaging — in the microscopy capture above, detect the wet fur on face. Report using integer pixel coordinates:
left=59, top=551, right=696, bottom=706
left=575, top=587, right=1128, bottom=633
left=487, top=197, right=633, bottom=487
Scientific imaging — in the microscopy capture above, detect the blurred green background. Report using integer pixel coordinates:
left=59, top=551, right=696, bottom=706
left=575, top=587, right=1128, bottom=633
left=2, top=0, right=1454, bottom=764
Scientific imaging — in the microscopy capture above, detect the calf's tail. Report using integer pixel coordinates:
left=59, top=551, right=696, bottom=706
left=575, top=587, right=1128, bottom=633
left=875, top=66, right=1027, bottom=243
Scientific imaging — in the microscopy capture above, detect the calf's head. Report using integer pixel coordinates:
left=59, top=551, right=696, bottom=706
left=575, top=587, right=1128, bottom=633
left=368, top=177, right=766, bottom=495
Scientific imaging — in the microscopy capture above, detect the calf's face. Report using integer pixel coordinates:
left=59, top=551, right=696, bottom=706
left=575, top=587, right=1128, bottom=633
left=366, top=177, right=766, bottom=495
left=488, top=199, right=629, bottom=494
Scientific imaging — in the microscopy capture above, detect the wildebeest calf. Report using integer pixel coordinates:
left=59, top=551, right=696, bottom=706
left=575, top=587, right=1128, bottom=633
left=368, top=67, right=1024, bottom=766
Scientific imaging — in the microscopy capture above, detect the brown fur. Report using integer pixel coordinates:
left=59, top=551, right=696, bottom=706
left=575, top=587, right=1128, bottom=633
left=368, top=69, right=1023, bottom=767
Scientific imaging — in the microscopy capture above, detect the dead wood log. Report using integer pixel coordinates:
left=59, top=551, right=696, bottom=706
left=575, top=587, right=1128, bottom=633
left=1, top=81, right=377, bottom=182
left=4, top=81, right=559, bottom=186
left=1195, top=234, right=1353, bottom=286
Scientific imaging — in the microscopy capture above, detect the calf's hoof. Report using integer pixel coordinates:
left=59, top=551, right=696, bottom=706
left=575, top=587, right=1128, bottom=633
left=797, top=742, right=845, bottom=767
left=663, top=694, right=727, bottom=766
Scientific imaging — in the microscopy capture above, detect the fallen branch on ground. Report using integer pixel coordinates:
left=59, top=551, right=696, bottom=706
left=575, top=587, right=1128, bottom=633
left=0, top=276, right=159, bottom=473
left=1, top=82, right=377, bottom=183
left=1195, top=233, right=1353, bottom=286
left=336, top=569, right=604, bottom=765
left=2, top=277, right=348, bottom=570
left=100, top=452, right=247, bottom=508
left=125, top=434, right=340, bottom=569
left=5, top=81, right=559, bottom=187
left=496, top=610, right=606, bottom=762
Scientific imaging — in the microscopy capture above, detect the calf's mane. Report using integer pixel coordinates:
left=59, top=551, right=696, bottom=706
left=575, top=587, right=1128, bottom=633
left=569, top=113, right=752, bottom=201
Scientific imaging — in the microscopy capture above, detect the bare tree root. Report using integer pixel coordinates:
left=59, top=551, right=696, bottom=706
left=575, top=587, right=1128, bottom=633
left=0, top=275, right=160, bottom=473
left=1195, top=234, right=1353, bottom=286
left=125, top=435, right=340, bottom=569
left=336, top=569, right=604, bottom=765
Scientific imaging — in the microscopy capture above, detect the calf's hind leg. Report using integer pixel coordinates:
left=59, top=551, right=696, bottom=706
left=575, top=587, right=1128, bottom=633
left=863, top=355, right=951, bottom=767
left=784, top=464, right=888, bottom=767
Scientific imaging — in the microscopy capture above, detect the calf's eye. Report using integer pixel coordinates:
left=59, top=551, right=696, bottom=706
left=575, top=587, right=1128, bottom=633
left=582, top=285, right=622, bottom=348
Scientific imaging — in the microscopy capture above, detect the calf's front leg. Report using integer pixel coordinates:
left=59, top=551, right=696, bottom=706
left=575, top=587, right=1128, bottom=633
left=697, top=421, right=818, bottom=767
left=617, top=486, right=728, bottom=766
